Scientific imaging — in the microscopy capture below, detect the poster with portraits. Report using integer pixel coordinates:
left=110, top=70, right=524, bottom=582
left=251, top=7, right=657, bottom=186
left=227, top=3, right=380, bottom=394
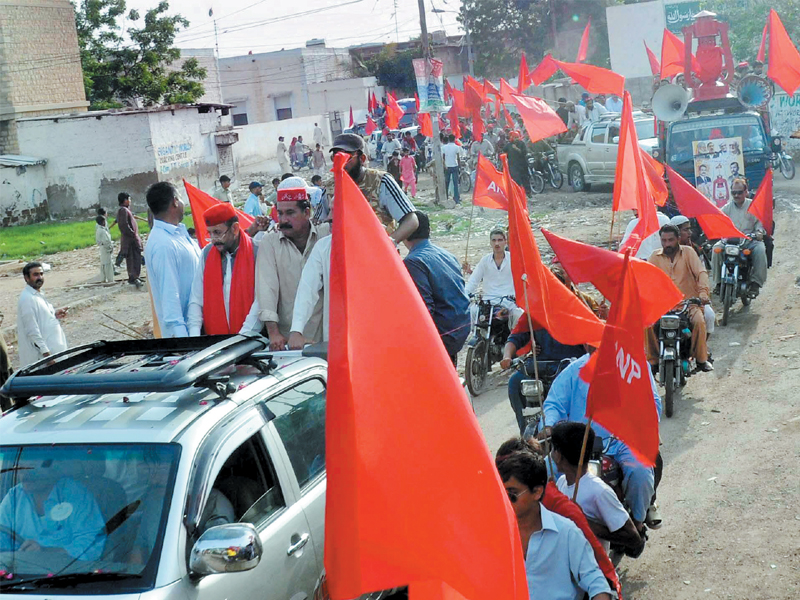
left=692, top=137, right=745, bottom=207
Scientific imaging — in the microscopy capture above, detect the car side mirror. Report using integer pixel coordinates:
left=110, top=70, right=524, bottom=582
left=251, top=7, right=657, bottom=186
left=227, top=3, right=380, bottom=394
left=189, top=523, right=263, bottom=577
left=612, top=136, right=620, bottom=144
left=771, top=136, right=782, bottom=153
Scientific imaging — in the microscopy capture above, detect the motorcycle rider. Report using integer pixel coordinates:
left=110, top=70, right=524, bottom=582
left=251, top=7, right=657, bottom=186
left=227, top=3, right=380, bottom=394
left=647, top=224, right=714, bottom=373
left=463, top=228, right=523, bottom=330
left=670, top=215, right=715, bottom=337
left=469, top=134, right=495, bottom=170
left=542, top=352, right=663, bottom=533
left=711, top=178, right=768, bottom=296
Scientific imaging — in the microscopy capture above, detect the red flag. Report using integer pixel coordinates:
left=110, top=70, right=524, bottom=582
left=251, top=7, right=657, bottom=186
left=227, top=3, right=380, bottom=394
left=517, top=52, right=531, bottom=93
left=584, top=252, right=660, bottom=467
left=448, top=107, right=462, bottom=138
left=444, top=79, right=455, bottom=102
left=553, top=59, right=625, bottom=96
left=449, top=88, right=468, bottom=117
left=483, top=79, right=501, bottom=98
left=529, top=54, right=558, bottom=86
left=757, top=22, right=768, bottom=63
left=576, top=19, right=591, bottom=62
left=414, top=92, right=420, bottom=112
left=385, top=94, right=405, bottom=129
left=541, top=228, right=684, bottom=328
left=640, top=149, right=668, bottom=207
left=183, top=179, right=254, bottom=250
left=665, top=165, right=748, bottom=240
left=365, top=116, right=377, bottom=135
left=499, top=78, right=517, bottom=103
left=660, top=29, right=701, bottom=79
left=349, top=106, right=354, bottom=128
left=767, top=10, right=800, bottom=95
left=502, top=155, right=605, bottom=347
left=472, top=111, right=485, bottom=140
left=418, top=112, right=433, bottom=137
left=510, top=93, right=566, bottom=142
left=368, top=92, right=375, bottom=113
left=325, top=152, right=529, bottom=600
left=473, top=153, right=508, bottom=210
left=644, top=41, right=660, bottom=76
left=748, top=168, right=774, bottom=236
left=501, top=105, right=515, bottom=130
left=464, top=78, right=484, bottom=112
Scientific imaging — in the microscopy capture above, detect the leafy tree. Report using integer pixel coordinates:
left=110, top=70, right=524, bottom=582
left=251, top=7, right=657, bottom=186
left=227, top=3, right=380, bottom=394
left=75, top=0, right=206, bottom=109
left=359, top=44, right=421, bottom=95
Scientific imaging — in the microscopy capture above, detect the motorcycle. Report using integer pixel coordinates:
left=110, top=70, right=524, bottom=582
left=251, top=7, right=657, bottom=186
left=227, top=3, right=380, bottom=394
left=541, top=151, right=564, bottom=189
left=715, top=237, right=757, bottom=326
left=655, top=298, right=701, bottom=418
left=464, top=296, right=513, bottom=395
left=526, top=157, right=546, bottom=195
left=511, top=355, right=575, bottom=434
left=771, top=150, right=796, bottom=180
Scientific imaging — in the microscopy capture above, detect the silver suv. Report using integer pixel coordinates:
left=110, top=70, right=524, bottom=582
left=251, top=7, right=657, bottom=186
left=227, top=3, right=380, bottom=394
left=0, top=336, right=328, bottom=599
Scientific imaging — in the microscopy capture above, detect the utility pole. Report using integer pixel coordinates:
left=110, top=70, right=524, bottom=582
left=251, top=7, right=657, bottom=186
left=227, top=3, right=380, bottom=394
left=417, top=0, right=449, bottom=206
left=464, top=13, right=475, bottom=77
left=214, top=18, right=223, bottom=103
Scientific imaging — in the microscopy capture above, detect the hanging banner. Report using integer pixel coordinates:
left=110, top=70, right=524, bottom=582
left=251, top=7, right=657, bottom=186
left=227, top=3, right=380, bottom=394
left=413, top=58, right=447, bottom=113
left=692, top=136, right=745, bottom=207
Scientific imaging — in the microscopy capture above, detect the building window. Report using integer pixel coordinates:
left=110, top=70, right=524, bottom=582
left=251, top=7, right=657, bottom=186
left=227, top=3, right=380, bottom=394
left=274, top=95, right=293, bottom=121
left=232, top=113, right=248, bottom=126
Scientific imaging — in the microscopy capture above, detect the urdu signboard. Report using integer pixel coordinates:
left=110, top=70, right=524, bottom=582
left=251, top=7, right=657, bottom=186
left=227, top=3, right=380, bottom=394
left=664, top=1, right=700, bottom=33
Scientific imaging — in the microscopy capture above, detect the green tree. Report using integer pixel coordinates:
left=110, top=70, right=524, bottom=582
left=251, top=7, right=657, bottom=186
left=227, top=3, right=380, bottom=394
left=75, top=0, right=206, bottom=109
left=360, top=44, right=421, bottom=95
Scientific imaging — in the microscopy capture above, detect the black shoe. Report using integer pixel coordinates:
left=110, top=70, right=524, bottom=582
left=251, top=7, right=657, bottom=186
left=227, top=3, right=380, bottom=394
left=748, top=282, right=760, bottom=297
left=697, top=361, right=714, bottom=372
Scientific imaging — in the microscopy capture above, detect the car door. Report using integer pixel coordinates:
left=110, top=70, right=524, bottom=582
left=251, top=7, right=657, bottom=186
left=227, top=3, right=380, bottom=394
left=585, top=123, right=609, bottom=178
left=185, top=415, right=319, bottom=600
left=605, top=123, right=621, bottom=176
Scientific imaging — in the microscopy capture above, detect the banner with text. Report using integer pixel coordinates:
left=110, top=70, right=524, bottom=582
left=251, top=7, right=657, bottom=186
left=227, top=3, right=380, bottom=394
left=692, top=136, right=745, bottom=207
left=413, top=58, right=447, bottom=113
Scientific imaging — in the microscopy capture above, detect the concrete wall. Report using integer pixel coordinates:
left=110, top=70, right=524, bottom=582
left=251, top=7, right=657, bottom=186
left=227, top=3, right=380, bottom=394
left=233, top=115, right=330, bottom=177
left=606, top=1, right=666, bottom=80
left=769, top=92, right=800, bottom=153
left=0, top=163, right=48, bottom=226
left=169, top=48, right=223, bottom=104
left=306, top=77, right=382, bottom=121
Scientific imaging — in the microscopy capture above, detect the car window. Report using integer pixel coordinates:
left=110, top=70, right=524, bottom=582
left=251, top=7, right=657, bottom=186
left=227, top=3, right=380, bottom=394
left=212, top=434, right=285, bottom=529
left=591, top=124, right=608, bottom=144
left=268, top=379, right=326, bottom=490
left=608, top=125, right=620, bottom=144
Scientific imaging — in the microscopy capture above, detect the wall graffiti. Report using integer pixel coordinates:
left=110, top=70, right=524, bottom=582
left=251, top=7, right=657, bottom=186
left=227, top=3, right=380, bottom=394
left=769, top=92, right=800, bottom=152
left=156, top=141, right=193, bottom=174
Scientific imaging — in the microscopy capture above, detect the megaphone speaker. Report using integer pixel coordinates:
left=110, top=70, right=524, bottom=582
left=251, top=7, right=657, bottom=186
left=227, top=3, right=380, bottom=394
left=653, top=84, right=689, bottom=122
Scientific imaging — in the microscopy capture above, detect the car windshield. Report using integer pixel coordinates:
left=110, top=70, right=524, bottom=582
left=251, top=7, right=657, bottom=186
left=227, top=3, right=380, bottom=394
left=0, top=443, right=179, bottom=593
left=667, top=115, right=767, bottom=164
left=635, top=119, right=656, bottom=141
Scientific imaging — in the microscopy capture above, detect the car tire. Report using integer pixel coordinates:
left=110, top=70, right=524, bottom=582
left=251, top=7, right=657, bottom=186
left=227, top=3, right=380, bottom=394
left=569, top=163, right=590, bottom=192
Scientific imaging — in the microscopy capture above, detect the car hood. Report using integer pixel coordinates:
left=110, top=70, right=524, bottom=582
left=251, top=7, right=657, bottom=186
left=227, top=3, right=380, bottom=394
left=638, top=137, right=658, bottom=152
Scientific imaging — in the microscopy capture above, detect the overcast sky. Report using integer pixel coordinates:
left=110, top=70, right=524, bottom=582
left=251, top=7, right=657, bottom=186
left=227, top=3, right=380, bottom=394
left=124, top=0, right=463, bottom=57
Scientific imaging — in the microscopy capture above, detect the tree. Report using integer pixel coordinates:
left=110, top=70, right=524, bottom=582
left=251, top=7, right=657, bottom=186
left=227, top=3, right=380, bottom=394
left=360, top=44, right=421, bottom=95
left=75, top=0, right=206, bottom=109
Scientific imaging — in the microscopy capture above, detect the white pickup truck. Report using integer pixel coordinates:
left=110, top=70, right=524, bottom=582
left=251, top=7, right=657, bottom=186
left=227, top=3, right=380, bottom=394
left=558, top=112, right=660, bottom=192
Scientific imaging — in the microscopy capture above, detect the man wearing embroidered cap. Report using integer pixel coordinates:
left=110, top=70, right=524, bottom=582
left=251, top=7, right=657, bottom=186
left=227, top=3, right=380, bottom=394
left=670, top=214, right=716, bottom=336
left=323, top=132, right=419, bottom=243
left=187, top=203, right=261, bottom=337
left=256, top=181, right=331, bottom=350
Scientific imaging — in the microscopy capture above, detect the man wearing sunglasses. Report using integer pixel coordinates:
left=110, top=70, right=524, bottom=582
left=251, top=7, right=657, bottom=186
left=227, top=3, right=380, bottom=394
left=323, top=133, right=419, bottom=243
left=711, top=178, right=768, bottom=296
left=496, top=451, right=612, bottom=600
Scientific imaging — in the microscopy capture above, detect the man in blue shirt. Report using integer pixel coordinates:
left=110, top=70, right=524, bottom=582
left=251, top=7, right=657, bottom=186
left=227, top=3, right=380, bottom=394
left=543, top=353, right=663, bottom=532
left=243, top=182, right=264, bottom=217
left=403, top=212, right=470, bottom=365
left=145, top=181, right=201, bottom=337
left=496, top=451, right=612, bottom=600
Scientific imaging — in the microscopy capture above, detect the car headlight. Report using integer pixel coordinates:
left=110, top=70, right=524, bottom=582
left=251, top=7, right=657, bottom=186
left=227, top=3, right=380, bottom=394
left=725, top=245, right=740, bottom=256
left=660, top=315, right=680, bottom=330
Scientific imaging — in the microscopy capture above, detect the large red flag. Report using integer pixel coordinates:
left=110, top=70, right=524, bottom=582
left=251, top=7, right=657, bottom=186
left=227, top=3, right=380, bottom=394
left=576, top=19, right=591, bottom=62
left=644, top=41, right=660, bottom=76
left=418, top=112, right=433, bottom=137
left=641, top=149, right=668, bottom=207
left=365, top=116, right=377, bottom=136
left=325, top=152, right=529, bottom=600
left=517, top=52, right=531, bottom=93
left=529, top=54, right=558, bottom=86
left=502, top=155, right=605, bottom=347
left=748, top=168, right=774, bottom=236
left=499, top=77, right=517, bottom=103
left=660, top=29, right=701, bottom=79
left=183, top=179, right=254, bottom=250
left=541, top=228, right=684, bottom=327
left=584, top=252, right=660, bottom=467
left=553, top=59, right=625, bottom=96
left=766, top=10, right=800, bottom=96
left=666, top=165, right=748, bottom=240
left=465, top=79, right=484, bottom=112
left=473, top=153, right=508, bottom=210
left=385, top=94, right=405, bottom=129
left=510, top=93, right=567, bottom=142
left=449, top=88, right=468, bottom=117
left=483, top=79, right=501, bottom=98
left=616, top=93, right=659, bottom=254
left=757, top=22, right=768, bottom=63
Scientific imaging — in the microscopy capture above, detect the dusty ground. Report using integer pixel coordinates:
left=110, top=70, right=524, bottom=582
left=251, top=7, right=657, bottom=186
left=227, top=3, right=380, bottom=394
left=2, top=171, right=799, bottom=598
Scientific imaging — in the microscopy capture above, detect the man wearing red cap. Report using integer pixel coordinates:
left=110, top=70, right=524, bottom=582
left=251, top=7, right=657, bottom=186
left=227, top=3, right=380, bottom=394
left=256, top=183, right=331, bottom=350
left=187, top=203, right=261, bottom=337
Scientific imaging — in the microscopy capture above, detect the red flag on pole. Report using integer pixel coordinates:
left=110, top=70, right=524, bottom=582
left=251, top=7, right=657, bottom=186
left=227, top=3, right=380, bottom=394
left=418, top=112, right=433, bottom=137
left=757, top=22, right=768, bottom=63
left=553, top=59, right=625, bottom=96
left=501, top=104, right=515, bottom=129
left=368, top=92, right=375, bottom=113
left=365, top=116, right=377, bottom=136
left=510, top=93, right=567, bottom=142
left=529, top=54, right=558, bottom=86
left=414, top=93, right=420, bottom=112
left=660, top=29, right=701, bottom=79
left=483, top=79, right=501, bottom=98
left=502, top=155, right=605, bottom=347
left=665, top=165, right=748, bottom=240
left=541, top=228, right=684, bottom=327
left=517, top=52, right=531, bottom=93
left=644, top=41, right=660, bottom=76
left=499, top=78, right=517, bottom=103
left=576, top=19, right=591, bottom=62
left=465, top=78, right=484, bottom=112
left=449, top=88, right=468, bottom=117
left=448, top=107, right=462, bottom=138
left=640, top=149, right=668, bottom=207
left=748, top=168, right=774, bottom=236
left=473, top=153, right=509, bottom=210
left=324, top=152, right=529, bottom=600
left=584, top=252, right=660, bottom=467
left=766, top=9, right=800, bottom=96
left=349, top=106, right=354, bottom=128
left=385, top=94, right=405, bottom=129
left=183, top=179, right=254, bottom=250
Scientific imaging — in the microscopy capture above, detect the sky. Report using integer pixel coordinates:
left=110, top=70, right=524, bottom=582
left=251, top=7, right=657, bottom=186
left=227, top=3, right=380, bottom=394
left=124, top=0, right=464, bottom=57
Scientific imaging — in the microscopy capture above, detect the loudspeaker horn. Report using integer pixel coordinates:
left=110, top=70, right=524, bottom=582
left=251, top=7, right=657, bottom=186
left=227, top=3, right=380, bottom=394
left=653, top=84, right=689, bottom=122
left=737, top=75, right=772, bottom=110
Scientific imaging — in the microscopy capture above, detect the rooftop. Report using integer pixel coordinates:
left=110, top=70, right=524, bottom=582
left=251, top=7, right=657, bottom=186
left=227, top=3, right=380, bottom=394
left=17, top=103, right=233, bottom=123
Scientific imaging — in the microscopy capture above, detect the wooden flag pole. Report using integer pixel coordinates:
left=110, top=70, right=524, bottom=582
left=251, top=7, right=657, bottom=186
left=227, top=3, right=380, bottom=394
left=464, top=200, right=477, bottom=267
left=572, top=418, right=594, bottom=502
left=608, top=209, right=616, bottom=250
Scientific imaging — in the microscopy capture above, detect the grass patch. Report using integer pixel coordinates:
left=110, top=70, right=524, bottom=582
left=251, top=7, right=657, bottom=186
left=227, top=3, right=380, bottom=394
left=0, top=213, right=195, bottom=260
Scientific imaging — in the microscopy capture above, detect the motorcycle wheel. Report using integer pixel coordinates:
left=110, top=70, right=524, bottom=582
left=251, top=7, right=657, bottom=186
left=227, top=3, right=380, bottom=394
left=781, top=155, right=796, bottom=180
left=549, top=165, right=564, bottom=189
left=721, top=282, right=734, bottom=326
left=530, top=171, right=545, bottom=194
left=664, top=360, right=674, bottom=418
left=465, top=339, right=488, bottom=396
left=459, top=170, right=472, bottom=193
